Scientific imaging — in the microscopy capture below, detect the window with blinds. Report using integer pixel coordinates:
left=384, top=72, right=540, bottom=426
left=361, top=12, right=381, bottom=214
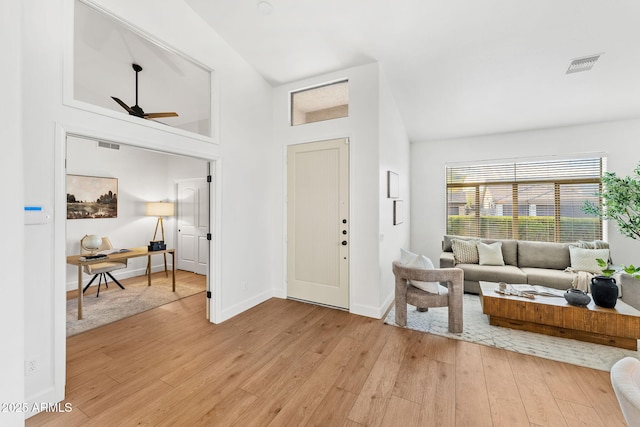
left=446, top=157, right=603, bottom=242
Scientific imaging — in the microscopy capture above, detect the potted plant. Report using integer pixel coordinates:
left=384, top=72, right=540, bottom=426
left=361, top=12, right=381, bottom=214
left=583, top=163, right=640, bottom=308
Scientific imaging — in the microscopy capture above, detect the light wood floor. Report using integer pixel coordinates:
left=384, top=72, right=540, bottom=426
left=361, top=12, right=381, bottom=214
left=29, top=276, right=627, bottom=426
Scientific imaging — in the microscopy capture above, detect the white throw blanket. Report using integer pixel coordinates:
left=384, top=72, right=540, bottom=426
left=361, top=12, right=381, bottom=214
left=566, top=269, right=593, bottom=292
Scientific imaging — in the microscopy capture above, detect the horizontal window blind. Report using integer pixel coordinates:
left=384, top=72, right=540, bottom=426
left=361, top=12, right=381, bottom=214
left=446, top=157, right=603, bottom=242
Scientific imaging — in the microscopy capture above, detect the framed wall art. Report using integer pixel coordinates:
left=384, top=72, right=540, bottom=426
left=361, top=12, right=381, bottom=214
left=66, top=175, right=118, bottom=219
left=393, top=200, right=403, bottom=225
left=387, top=171, right=399, bottom=198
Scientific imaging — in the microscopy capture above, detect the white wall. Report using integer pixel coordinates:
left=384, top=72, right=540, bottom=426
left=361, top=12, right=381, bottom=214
left=21, top=0, right=276, bottom=415
left=378, top=68, right=411, bottom=311
left=1, top=1, right=25, bottom=426
left=411, top=118, right=640, bottom=266
left=273, top=63, right=410, bottom=318
left=65, top=136, right=208, bottom=290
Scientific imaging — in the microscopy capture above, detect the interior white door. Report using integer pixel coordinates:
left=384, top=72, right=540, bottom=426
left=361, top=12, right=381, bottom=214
left=177, top=178, right=209, bottom=275
left=287, top=138, right=349, bottom=309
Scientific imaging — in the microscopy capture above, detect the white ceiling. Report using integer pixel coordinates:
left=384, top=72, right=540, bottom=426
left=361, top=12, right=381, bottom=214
left=186, top=0, right=640, bottom=142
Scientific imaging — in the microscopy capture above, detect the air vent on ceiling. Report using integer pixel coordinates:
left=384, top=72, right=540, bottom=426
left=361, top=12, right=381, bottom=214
left=566, top=54, right=601, bottom=74
left=98, top=141, right=120, bottom=150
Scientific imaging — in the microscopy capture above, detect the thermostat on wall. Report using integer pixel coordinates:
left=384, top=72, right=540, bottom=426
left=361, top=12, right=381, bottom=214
left=24, top=205, right=51, bottom=225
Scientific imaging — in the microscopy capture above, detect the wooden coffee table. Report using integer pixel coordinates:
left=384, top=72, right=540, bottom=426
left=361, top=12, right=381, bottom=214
left=479, top=281, right=640, bottom=350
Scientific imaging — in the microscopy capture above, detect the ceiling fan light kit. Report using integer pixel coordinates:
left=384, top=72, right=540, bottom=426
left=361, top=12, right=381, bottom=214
left=111, top=63, right=179, bottom=120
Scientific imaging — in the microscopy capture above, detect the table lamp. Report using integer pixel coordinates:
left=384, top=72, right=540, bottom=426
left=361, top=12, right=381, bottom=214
left=146, top=201, right=174, bottom=242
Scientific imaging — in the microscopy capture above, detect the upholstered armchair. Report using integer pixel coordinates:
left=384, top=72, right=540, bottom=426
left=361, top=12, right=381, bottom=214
left=392, top=260, right=464, bottom=333
left=611, top=357, right=640, bottom=427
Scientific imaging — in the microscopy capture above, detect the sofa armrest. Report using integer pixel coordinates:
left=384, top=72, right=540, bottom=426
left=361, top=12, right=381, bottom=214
left=440, top=252, right=455, bottom=268
left=621, top=274, right=640, bottom=311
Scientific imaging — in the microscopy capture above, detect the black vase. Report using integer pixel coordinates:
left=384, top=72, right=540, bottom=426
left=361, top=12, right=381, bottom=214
left=590, top=276, right=618, bottom=308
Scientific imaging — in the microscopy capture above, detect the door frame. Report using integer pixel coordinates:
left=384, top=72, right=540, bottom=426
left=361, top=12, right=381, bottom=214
left=283, top=137, right=351, bottom=309
left=54, top=124, right=222, bottom=405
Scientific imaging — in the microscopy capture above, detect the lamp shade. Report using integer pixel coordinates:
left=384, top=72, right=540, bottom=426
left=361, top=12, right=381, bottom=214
left=146, top=201, right=174, bottom=217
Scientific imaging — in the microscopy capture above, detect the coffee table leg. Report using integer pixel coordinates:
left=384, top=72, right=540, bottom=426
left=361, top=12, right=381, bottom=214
left=148, top=255, right=152, bottom=286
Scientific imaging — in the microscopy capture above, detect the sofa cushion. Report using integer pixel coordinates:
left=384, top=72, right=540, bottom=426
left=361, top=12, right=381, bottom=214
left=456, top=264, right=527, bottom=284
left=443, top=235, right=517, bottom=266
left=518, top=240, right=571, bottom=270
left=477, top=241, right=505, bottom=266
left=521, top=267, right=575, bottom=289
left=452, top=239, right=479, bottom=264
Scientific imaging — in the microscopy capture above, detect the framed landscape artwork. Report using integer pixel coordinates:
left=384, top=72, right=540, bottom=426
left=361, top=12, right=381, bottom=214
left=66, top=175, right=118, bottom=219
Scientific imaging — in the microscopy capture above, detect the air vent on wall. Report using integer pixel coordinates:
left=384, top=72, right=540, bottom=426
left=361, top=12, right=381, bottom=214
left=566, top=54, right=601, bottom=74
left=97, top=141, right=120, bottom=150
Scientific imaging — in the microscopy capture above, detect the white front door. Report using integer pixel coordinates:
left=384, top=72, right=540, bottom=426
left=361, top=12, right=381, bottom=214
left=177, top=178, right=209, bottom=275
left=287, top=138, right=349, bottom=309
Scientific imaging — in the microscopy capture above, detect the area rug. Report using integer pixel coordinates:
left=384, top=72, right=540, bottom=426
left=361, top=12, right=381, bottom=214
left=67, top=280, right=205, bottom=337
left=384, top=294, right=640, bottom=371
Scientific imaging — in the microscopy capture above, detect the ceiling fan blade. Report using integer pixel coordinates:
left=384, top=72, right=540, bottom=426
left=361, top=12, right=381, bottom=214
left=144, top=112, right=179, bottom=119
left=111, top=96, right=136, bottom=115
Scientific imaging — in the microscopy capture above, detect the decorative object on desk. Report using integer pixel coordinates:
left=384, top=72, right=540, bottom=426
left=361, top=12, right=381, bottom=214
left=393, top=200, right=403, bottom=225
left=80, top=234, right=102, bottom=255
left=67, top=175, right=118, bottom=219
left=148, top=240, right=166, bottom=251
left=564, top=288, right=591, bottom=306
left=591, top=275, right=619, bottom=308
left=387, top=171, right=399, bottom=198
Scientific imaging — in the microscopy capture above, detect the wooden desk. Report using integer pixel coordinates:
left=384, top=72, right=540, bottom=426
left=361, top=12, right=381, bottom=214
left=67, top=247, right=176, bottom=320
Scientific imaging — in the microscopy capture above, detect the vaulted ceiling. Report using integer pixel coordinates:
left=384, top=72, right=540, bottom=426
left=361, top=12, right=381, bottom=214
left=186, top=0, right=640, bottom=142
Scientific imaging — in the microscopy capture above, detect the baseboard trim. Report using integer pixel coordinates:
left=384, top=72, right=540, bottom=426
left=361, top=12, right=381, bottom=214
left=218, top=289, right=273, bottom=323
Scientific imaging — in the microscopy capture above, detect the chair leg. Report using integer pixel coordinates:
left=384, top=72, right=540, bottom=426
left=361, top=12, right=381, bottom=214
left=106, top=272, right=125, bottom=290
left=96, top=274, right=104, bottom=297
left=82, top=274, right=99, bottom=294
left=395, top=277, right=408, bottom=327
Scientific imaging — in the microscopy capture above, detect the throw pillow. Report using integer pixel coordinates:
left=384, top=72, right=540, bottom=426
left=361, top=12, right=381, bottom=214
left=477, top=241, right=505, bottom=266
left=569, top=246, right=610, bottom=274
left=400, top=248, right=417, bottom=265
left=406, top=254, right=440, bottom=294
left=451, top=239, right=479, bottom=264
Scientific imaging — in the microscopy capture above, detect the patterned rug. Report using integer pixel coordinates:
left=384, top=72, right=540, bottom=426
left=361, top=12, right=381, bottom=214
left=67, top=278, right=205, bottom=337
left=384, top=294, right=640, bottom=371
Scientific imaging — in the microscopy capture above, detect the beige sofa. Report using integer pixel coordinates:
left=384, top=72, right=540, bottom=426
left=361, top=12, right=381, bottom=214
left=438, top=234, right=640, bottom=311
left=439, top=235, right=595, bottom=294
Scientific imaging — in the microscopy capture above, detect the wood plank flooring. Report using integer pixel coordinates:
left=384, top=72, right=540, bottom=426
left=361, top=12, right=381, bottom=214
left=28, top=275, right=628, bottom=426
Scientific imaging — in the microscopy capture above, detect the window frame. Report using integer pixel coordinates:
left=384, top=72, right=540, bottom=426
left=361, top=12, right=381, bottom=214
left=445, top=157, right=604, bottom=243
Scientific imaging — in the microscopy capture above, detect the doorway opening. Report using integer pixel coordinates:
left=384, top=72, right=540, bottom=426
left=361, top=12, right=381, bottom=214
left=64, top=134, right=217, bottom=335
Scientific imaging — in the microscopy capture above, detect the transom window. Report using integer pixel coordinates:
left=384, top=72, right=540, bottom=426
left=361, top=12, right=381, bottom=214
left=290, top=80, right=349, bottom=126
left=446, top=157, right=604, bottom=242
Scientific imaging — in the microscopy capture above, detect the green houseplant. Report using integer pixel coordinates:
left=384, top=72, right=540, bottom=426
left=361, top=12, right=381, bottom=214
left=583, top=163, right=640, bottom=279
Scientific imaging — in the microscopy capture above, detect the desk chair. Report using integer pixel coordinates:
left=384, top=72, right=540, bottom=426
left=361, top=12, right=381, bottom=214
left=81, top=237, right=127, bottom=297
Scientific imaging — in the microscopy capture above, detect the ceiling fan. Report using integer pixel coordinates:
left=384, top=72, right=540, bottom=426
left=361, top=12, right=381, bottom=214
left=111, top=63, right=178, bottom=120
